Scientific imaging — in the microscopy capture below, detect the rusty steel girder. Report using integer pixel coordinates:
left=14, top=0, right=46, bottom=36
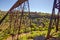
left=47, top=0, right=60, bottom=39
left=0, top=0, right=27, bottom=24
left=9, top=0, right=27, bottom=11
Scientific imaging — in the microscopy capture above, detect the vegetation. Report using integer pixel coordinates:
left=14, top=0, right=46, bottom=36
left=0, top=11, right=60, bottom=40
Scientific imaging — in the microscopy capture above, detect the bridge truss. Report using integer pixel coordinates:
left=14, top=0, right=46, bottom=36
left=0, top=0, right=60, bottom=40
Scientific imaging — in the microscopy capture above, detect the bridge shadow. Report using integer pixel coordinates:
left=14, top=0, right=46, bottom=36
left=33, top=36, right=60, bottom=40
left=33, top=36, right=46, bottom=40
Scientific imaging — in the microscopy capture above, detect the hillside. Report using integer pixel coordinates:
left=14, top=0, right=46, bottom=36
left=0, top=11, right=60, bottom=40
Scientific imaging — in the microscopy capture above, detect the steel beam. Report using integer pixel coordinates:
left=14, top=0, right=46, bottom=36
left=0, top=0, right=27, bottom=24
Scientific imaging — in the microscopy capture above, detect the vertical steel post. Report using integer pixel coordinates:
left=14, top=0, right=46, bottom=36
left=47, top=0, right=60, bottom=39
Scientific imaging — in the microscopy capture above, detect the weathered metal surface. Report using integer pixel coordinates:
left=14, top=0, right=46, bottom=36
left=47, top=0, right=60, bottom=39
left=0, top=0, right=27, bottom=24
left=9, top=0, right=27, bottom=11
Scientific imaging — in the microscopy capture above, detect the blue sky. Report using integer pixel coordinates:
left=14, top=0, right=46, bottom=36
left=0, top=0, right=54, bottom=13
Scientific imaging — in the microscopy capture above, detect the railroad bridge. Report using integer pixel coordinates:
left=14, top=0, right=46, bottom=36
left=0, top=0, right=60, bottom=40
